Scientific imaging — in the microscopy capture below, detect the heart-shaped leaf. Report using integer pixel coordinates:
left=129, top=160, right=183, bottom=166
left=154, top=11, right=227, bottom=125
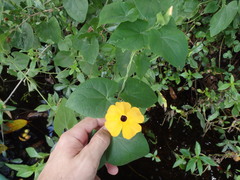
left=104, top=133, right=149, bottom=166
left=66, top=78, right=118, bottom=117
left=148, top=27, right=188, bottom=69
left=120, top=78, right=157, bottom=108
left=108, top=20, right=149, bottom=51
left=63, top=0, right=88, bottom=23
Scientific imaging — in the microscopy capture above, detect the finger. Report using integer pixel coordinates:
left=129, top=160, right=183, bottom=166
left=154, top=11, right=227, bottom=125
left=105, top=163, right=119, bottom=175
left=69, top=117, right=105, bottom=145
left=54, top=118, right=106, bottom=157
left=77, top=127, right=111, bottom=168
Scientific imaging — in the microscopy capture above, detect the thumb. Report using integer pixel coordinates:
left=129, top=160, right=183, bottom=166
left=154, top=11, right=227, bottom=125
left=82, top=127, right=111, bottom=163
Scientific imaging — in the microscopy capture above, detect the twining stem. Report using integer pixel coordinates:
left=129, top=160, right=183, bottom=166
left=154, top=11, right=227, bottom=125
left=117, top=51, right=136, bottom=98
left=3, top=78, right=24, bottom=105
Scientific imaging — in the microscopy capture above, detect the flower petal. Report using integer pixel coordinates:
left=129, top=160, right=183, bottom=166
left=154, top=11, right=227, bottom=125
left=105, top=105, right=122, bottom=122
left=127, top=107, right=144, bottom=123
left=122, top=122, right=142, bottom=140
left=105, top=120, right=122, bottom=137
left=115, top=102, right=131, bottom=115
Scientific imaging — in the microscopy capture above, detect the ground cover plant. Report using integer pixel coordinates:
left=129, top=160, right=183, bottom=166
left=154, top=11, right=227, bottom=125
left=0, top=0, right=240, bottom=179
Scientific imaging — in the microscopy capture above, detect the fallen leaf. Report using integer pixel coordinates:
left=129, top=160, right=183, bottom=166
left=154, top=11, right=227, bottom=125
left=3, top=119, right=28, bottom=134
left=169, top=87, right=177, bottom=100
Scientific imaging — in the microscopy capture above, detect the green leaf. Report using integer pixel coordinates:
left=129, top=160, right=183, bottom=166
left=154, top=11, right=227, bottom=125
left=54, top=51, right=75, bottom=67
left=108, top=20, right=149, bottom=51
left=204, top=1, right=219, bottom=14
left=58, top=36, right=72, bottom=51
left=197, top=159, right=203, bottom=175
left=73, top=36, right=99, bottom=64
left=186, top=158, right=196, bottom=173
left=135, top=54, right=150, bottom=79
left=35, top=104, right=50, bottom=112
left=148, top=27, right=188, bottom=69
left=180, top=149, right=191, bottom=158
left=218, top=83, right=230, bottom=91
left=104, top=133, right=149, bottom=166
left=36, top=17, right=62, bottom=43
left=200, top=156, right=217, bottom=166
left=17, top=170, right=34, bottom=178
left=194, top=142, right=201, bottom=156
left=192, top=72, right=203, bottom=79
left=54, top=98, right=78, bottom=136
left=210, top=1, right=238, bottom=37
left=66, top=78, right=118, bottom=118
left=183, top=0, right=199, bottom=17
left=207, top=110, right=219, bottom=121
left=98, top=1, right=138, bottom=26
left=63, top=0, right=88, bottom=22
left=26, top=147, right=48, bottom=159
left=10, top=52, right=30, bottom=70
left=133, top=0, right=161, bottom=19
left=120, top=78, right=157, bottom=108
left=11, top=22, right=34, bottom=50
left=196, top=112, right=205, bottom=129
left=26, top=147, right=42, bottom=158
left=173, top=158, right=186, bottom=168
left=232, top=105, right=239, bottom=117
left=6, top=164, right=33, bottom=178
left=79, top=61, right=99, bottom=77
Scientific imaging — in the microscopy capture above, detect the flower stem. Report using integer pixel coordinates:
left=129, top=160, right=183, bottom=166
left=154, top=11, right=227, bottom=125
left=118, top=51, right=136, bottom=98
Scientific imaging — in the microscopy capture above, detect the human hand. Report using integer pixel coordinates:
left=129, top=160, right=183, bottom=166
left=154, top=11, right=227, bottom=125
left=38, top=117, right=118, bottom=180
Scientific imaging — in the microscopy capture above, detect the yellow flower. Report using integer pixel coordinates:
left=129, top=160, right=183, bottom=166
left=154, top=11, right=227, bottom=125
left=105, top=102, right=144, bottom=140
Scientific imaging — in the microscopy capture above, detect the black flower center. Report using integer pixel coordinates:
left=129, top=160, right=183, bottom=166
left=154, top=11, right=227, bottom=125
left=120, top=115, right=127, bottom=122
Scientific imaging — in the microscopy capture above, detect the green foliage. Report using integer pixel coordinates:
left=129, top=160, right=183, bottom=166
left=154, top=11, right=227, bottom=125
left=145, top=150, right=161, bottom=162
left=120, top=77, right=157, bottom=108
left=1, top=0, right=239, bottom=177
left=148, top=27, right=188, bottom=69
left=102, top=133, right=149, bottom=166
left=36, top=17, right=62, bottom=44
left=173, top=142, right=217, bottom=175
left=63, top=0, right=88, bottom=22
left=108, top=20, right=149, bottom=51
left=75, top=36, right=99, bottom=64
left=98, top=1, right=138, bottom=26
left=133, top=0, right=161, bottom=19
left=54, top=98, right=78, bottom=137
left=210, top=1, right=238, bottom=37
left=11, top=22, right=35, bottom=50
left=6, top=147, right=48, bottom=179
